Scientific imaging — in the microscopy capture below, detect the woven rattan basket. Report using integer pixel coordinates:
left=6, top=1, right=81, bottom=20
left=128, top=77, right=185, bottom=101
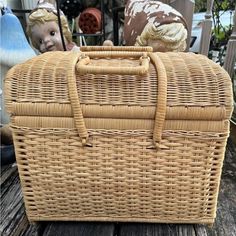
left=5, top=46, right=233, bottom=225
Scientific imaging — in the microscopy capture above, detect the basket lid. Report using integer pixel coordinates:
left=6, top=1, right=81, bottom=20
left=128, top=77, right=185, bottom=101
left=4, top=50, right=233, bottom=123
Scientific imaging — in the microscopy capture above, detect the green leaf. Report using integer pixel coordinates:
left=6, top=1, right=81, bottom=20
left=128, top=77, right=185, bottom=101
left=221, top=1, right=228, bottom=10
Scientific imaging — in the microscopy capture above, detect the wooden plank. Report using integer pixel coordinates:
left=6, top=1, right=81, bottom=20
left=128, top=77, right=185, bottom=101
left=0, top=165, right=28, bottom=236
left=223, top=6, right=236, bottom=78
left=3, top=206, right=29, bottom=236
left=1, top=165, right=18, bottom=198
left=0, top=165, right=39, bottom=236
left=117, top=223, right=197, bottom=236
left=20, top=222, right=44, bottom=236
left=199, top=0, right=214, bottom=56
left=193, top=225, right=208, bottom=236
left=43, top=222, right=115, bottom=236
left=0, top=164, right=17, bottom=186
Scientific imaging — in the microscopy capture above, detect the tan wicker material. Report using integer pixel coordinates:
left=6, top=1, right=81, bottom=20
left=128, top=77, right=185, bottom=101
left=77, top=52, right=150, bottom=75
left=80, top=46, right=153, bottom=52
left=4, top=47, right=233, bottom=224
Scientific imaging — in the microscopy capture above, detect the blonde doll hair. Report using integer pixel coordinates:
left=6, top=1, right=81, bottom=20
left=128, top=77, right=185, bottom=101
left=135, top=22, right=187, bottom=52
left=27, top=8, right=72, bottom=50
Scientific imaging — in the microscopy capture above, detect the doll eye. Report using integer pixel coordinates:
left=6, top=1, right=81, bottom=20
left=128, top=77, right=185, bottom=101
left=39, top=39, right=43, bottom=44
left=50, top=31, right=55, bottom=36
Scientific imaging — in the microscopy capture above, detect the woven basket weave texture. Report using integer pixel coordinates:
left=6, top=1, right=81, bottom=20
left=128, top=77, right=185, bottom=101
left=4, top=47, right=233, bottom=224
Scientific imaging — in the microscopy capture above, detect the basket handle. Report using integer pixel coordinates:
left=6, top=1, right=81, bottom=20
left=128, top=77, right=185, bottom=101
left=67, top=53, right=89, bottom=144
left=149, top=53, right=167, bottom=149
left=80, top=46, right=153, bottom=52
left=70, top=51, right=167, bottom=148
left=76, top=51, right=150, bottom=75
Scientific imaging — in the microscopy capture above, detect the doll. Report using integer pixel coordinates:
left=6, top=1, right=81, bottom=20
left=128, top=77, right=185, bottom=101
left=27, top=1, right=80, bottom=53
left=124, top=0, right=188, bottom=52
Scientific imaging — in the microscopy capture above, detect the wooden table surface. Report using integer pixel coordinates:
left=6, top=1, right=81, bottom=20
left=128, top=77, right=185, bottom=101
left=1, top=130, right=236, bottom=236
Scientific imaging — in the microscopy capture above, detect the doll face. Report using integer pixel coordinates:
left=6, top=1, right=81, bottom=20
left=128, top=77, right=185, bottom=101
left=30, top=21, right=67, bottom=53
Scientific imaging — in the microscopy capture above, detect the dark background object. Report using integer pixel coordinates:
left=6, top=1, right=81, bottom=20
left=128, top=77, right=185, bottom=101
left=59, top=0, right=84, bottom=19
left=1, top=145, right=16, bottom=165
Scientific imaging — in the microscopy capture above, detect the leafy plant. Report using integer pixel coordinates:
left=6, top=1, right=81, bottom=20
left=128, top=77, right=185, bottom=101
left=211, top=1, right=234, bottom=48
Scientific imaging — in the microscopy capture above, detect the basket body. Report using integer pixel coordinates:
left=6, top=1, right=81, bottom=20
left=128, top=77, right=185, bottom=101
left=5, top=48, right=233, bottom=224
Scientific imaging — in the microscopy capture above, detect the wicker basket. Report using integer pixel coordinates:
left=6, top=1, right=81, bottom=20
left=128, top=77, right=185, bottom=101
left=5, top=46, right=233, bottom=224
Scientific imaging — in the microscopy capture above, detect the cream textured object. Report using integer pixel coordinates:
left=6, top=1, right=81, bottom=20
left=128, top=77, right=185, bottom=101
left=135, top=22, right=187, bottom=51
left=124, top=0, right=188, bottom=51
left=4, top=46, right=233, bottom=224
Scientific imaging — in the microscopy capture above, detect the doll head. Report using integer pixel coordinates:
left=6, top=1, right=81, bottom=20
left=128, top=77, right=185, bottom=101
left=124, top=0, right=188, bottom=52
left=27, top=2, right=72, bottom=53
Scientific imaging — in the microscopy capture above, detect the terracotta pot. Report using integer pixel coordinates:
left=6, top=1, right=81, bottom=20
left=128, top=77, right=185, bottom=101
left=78, top=7, right=102, bottom=34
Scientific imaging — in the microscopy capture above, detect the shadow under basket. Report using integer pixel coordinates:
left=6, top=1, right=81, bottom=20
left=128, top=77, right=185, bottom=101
left=4, top=46, right=234, bottom=224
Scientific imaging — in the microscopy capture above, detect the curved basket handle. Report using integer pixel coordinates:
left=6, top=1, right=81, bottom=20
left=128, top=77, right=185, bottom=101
left=80, top=46, right=153, bottom=52
left=148, top=53, right=167, bottom=149
left=69, top=51, right=167, bottom=149
left=66, top=53, right=89, bottom=144
left=76, top=51, right=150, bottom=75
